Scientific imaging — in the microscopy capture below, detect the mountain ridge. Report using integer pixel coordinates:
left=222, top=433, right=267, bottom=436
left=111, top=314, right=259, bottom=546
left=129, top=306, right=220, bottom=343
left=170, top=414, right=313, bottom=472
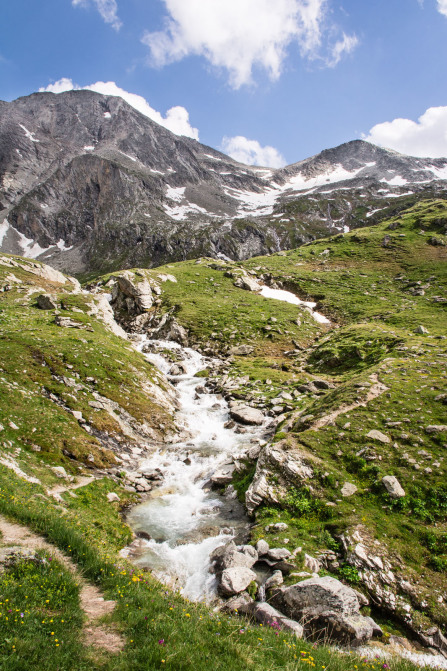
left=1, top=90, right=447, bottom=275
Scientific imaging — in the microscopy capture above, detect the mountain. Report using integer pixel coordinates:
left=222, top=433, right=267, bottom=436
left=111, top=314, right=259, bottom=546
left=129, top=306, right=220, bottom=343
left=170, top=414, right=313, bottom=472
left=1, top=89, right=447, bottom=275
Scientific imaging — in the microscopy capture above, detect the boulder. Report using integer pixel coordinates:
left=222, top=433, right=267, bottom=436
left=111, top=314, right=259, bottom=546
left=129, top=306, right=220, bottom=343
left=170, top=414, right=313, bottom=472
left=51, top=466, right=69, bottom=479
left=341, top=482, right=358, bottom=497
left=220, top=592, right=254, bottom=613
left=36, top=294, right=57, bottom=309
left=382, top=476, right=406, bottom=499
left=366, top=430, right=390, bottom=444
left=304, top=554, right=321, bottom=573
left=233, top=274, right=262, bottom=292
left=265, top=522, right=289, bottom=532
left=244, top=602, right=304, bottom=637
left=219, top=567, right=257, bottom=596
left=229, top=345, right=254, bottom=356
left=425, top=425, right=447, bottom=434
left=151, top=315, right=189, bottom=346
left=271, top=576, right=381, bottom=645
left=211, top=464, right=236, bottom=486
left=264, top=570, right=284, bottom=591
left=267, top=548, right=291, bottom=562
left=168, top=363, right=188, bottom=376
left=107, top=492, right=120, bottom=502
left=256, top=539, right=270, bottom=556
left=211, top=541, right=258, bottom=572
left=230, top=405, right=264, bottom=426
left=115, top=272, right=154, bottom=310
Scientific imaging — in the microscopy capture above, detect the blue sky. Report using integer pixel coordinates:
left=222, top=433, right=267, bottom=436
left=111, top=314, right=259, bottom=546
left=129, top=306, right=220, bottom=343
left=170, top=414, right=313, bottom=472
left=1, top=0, right=447, bottom=166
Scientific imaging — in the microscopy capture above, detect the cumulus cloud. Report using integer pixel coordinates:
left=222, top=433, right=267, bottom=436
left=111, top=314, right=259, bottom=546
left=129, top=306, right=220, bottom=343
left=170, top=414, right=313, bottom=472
left=142, top=0, right=358, bottom=88
left=221, top=135, right=286, bottom=168
left=72, top=0, right=122, bottom=31
left=39, top=78, right=199, bottom=140
left=364, top=106, right=447, bottom=158
left=437, top=0, right=447, bottom=17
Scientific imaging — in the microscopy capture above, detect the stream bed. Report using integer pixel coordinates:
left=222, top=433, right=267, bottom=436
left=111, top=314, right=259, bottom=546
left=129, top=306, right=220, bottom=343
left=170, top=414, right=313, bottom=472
left=126, top=286, right=330, bottom=602
left=127, top=339, right=264, bottom=601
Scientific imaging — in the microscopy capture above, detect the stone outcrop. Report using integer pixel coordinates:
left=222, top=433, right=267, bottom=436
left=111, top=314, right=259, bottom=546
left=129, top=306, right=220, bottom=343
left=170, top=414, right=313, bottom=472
left=271, top=576, right=382, bottom=645
left=245, top=439, right=313, bottom=514
left=338, top=525, right=447, bottom=657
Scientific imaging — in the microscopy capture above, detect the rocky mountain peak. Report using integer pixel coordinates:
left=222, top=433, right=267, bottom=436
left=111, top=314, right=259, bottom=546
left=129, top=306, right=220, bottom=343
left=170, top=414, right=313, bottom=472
left=1, top=90, right=447, bottom=275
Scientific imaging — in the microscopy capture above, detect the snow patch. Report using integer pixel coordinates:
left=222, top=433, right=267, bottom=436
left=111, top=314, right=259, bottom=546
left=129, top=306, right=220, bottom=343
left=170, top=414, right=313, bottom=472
left=164, top=203, right=209, bottom=221
left=19, top=124, right=39, bottom=143
left=83, top=145, right=95, bottom=152
left=204, top=154, right=222, bottom=161
left=430, top=164, right=447, bottom=179
left=119, top=151, right=137, bottom=162
left=103, top=112, right=111, bottom=119
left=0, top=220, right=10, bottom=246
left=166, top=186, right=186, bottom=202
left=381, top=175, right=408, bottom=186
left=12, top=226, right=53, bottom=259
left=259, top=286, right=331, bottom=324
left=56, top=239, right=73, bottom=252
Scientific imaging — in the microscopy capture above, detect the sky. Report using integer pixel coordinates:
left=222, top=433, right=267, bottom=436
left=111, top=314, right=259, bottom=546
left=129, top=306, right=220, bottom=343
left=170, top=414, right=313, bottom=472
left=1, top=0, right=447, bottom=167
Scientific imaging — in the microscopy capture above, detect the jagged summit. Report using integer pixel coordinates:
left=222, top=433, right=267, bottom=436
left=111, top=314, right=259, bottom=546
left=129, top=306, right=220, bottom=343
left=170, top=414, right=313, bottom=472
left=1, top=90, right=447, bottom=274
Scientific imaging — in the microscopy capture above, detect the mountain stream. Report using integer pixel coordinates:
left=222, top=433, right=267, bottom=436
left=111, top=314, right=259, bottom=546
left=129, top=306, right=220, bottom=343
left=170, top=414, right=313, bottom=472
left=126, top=287, right=330, bottom=602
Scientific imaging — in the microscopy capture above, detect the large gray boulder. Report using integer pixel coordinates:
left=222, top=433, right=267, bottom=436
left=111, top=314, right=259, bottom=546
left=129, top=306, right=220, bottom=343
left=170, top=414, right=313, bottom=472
left=271, top=576, right=382, bottom=645
left=210, top=541, right=258, bottom=572
left=230, top=404, right=264, bottom=426
left=115, top=272, right=154, bottom=311
left=219, top=567, right=257, bottom=597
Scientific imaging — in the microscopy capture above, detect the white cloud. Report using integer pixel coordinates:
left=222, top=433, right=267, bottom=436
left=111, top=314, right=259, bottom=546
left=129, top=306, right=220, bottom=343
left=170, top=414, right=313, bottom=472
left=437, top=0, right=447, bottom=17
left=364, top=106, right=447, bottom=158
left=142, top=0, right=358, bottom=88
left=72, top=0, right=122, bottom=31
left=221, top=135, right=286, bottom=168
left=327, top=33, right=358, bottom=67
left=39, top=78, right=199, bottom=140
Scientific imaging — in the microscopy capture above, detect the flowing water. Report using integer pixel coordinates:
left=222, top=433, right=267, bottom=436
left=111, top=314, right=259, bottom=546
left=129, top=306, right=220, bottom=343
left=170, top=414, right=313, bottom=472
left=126, top=288, right=329, bottom=602
left=127, top=339, right=262, bottom=601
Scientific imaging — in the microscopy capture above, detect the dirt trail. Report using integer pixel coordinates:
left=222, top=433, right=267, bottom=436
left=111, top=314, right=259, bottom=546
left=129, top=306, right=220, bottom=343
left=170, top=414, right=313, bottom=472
left=47, top=475, right=95, bottom=501
left=0, top=515, right=124, bottom=654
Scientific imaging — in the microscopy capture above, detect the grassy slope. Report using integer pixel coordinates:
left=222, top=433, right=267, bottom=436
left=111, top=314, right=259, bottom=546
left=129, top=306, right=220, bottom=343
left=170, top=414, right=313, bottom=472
left=238, top=199, right=447, bottom=632
left=0, top=255, right=174, bottom=479
left=0, top=467, right=420, bottom=671
left=1, top=201, right=446, bottom=668
left=126, top=200, right=447, bottom=634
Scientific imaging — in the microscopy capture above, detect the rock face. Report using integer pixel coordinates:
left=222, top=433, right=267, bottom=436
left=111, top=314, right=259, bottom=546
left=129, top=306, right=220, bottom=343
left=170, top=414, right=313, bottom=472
left=2, top=90, right=447, bottom=275
left=272, top=576, right=382, bottom=645
left=338, top=525, right=447, bottom=657
left=246, top=440, right=313, bottom=514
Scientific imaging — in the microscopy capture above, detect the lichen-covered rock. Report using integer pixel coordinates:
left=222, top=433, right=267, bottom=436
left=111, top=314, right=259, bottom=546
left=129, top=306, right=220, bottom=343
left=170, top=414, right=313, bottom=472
left=244, top=602, right=304, bottom=637
left=115, top=272, right=154, bottom=311
left=210, top=541, right=258, bottom=572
